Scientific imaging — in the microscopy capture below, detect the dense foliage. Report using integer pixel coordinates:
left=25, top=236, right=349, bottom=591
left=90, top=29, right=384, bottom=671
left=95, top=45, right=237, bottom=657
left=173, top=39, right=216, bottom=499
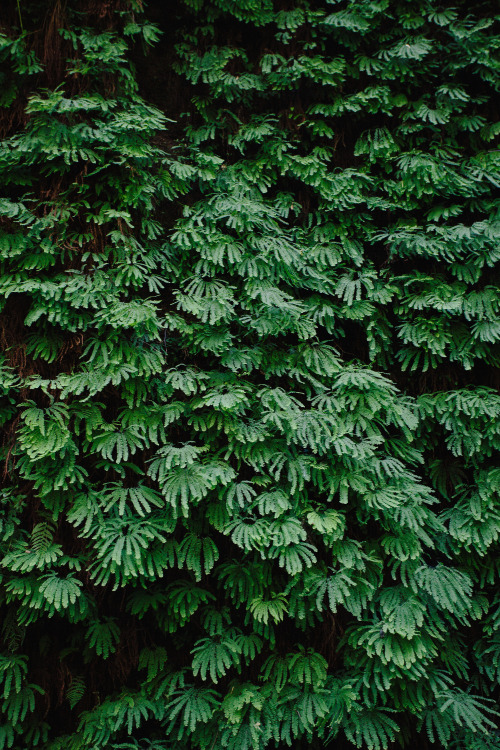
left=0, top=0, right=499, bottom=748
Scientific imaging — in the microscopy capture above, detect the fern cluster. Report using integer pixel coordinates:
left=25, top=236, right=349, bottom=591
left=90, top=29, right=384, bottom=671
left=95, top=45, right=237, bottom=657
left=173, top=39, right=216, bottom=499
left=0, top=0, right=499, bottom=749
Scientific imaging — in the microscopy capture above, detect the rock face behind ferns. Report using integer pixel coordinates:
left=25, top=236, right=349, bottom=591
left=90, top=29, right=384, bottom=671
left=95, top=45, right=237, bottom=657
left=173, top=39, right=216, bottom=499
left=0, top=1, right=499, bottom=749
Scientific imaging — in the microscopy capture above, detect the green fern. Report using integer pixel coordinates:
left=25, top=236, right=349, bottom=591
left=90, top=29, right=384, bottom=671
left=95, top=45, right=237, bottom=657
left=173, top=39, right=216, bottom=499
left=1, top=1, right=499, bottom=749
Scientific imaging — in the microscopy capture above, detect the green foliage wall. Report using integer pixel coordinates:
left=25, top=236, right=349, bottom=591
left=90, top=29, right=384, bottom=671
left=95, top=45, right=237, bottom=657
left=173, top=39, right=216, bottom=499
left=0, top=1, right=499, bottom=749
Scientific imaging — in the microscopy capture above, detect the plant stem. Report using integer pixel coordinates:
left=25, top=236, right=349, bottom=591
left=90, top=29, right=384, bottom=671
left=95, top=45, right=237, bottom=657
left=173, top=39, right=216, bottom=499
left=16, top=0, right=24, bottom=32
